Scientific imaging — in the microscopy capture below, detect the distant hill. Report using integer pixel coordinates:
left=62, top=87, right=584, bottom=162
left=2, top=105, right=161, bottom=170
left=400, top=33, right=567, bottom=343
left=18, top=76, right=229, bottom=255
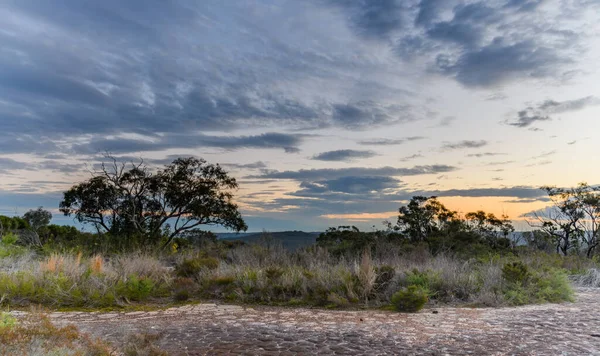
left=217, top=231, right=321, bottom=250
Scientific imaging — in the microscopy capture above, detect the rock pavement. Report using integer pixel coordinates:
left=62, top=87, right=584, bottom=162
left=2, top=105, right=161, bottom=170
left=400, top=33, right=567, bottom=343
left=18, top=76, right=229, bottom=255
left=21, top=288, right=600, bottom=355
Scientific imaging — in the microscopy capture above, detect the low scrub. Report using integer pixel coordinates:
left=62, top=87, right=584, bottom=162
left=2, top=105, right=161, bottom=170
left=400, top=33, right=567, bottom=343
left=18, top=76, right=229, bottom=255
left=0, top=243, right=586, bottom=310
left=391, top=285, right=429, bottom=312
left=0, top=310, right=113, bottom=355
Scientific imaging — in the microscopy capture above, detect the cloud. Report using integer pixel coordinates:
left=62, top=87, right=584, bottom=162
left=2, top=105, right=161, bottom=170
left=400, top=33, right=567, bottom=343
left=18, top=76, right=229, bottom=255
left=467, top=152, right=507, bottom=158
left=296, top=176, right=402, bottom=195
left=247, top=164, right=457, bottom=180
left=426, top=21, right=481, bottom=47
left=509, top=110, right=551, bottom=128
left=248, top=184, right=549, bottom=220
left=437, top=116, right=456, bottom=127
left=399, top=153, right=424, bottom=162
left=486, top=161, right=515, bottom=166
left=327, top=0, right=405, bottom=39
left=331, top=102, right=417, bottom=128
left=437, top=39, right=569, bottom=87
left=358, top=136, right=425, bottom=146
left=441, top=140, right=487, bottom=150
left=221, top=162, right=268, bottom=170
left=311, top=149, right=377, bottom=162
left=73, top=132, right=305, bottom=154
left=538, top=96, right=600, bottom=113
left=509, top=96, right=600, bottom=128
left=419, top=186, right=546, bottom=199
left=415, top=0, right=455, bottom=27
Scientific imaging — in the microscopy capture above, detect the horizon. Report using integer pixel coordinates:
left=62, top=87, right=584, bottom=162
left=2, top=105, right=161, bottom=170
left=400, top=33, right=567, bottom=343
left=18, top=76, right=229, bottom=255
left=1, top=1, right=600, bottom=232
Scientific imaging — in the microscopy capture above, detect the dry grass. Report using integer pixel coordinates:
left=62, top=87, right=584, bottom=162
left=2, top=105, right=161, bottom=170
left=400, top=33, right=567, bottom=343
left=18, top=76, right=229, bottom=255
left=0, top=309, right=113, bottom=355
left=0, top=242, right=586, bottom=309
left=573, top=268, right=600, bottom=287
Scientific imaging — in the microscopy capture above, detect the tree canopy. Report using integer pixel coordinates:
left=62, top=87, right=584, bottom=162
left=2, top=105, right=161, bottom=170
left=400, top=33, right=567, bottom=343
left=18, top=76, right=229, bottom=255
left=23, top=207, right=52, bottom=232
left=59, top=156, right=247, bottom=247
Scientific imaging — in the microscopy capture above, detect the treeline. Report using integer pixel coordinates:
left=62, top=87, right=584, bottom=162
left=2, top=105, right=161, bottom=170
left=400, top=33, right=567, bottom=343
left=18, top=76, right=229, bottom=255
left=0, top=156, right=598, bottom=259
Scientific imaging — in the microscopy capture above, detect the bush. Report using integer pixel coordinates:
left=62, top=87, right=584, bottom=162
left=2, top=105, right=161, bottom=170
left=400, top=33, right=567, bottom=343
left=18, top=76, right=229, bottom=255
left=374, top=265, right=395, bottom=294
left=502, top=261, right=529, bottom=284
left=501, top=261, right=574, bottom=306
left=116, top=275, right=156, bottom=302
left=391, top=286, right=428, bottom=312
left=0, top=233, right=18, bottom=246
left=172, top=277, right=195, bottom=302
left=0, top=313, right=16, bottom=330
left=175, top=257, right=219, bottom=278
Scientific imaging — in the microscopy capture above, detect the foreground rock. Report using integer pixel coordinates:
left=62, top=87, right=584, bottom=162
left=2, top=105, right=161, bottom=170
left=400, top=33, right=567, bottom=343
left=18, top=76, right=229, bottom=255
left=40, top=288, right=600, bottom=355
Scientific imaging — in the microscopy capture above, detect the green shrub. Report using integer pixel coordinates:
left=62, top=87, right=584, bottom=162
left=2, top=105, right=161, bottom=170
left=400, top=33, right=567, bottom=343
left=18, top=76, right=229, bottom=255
left=502, top=261, right=529, bottom=284
left=391, top=286, right=428, bottom=312
left=0, top=233, right=18, bottom=246
left=532, top=269, right=573, bottom=303
left=0, top=313, right=16, bottom=330
left=175, top=257, right=219, bottom=277
left=116, top=275, right=155, bottom=302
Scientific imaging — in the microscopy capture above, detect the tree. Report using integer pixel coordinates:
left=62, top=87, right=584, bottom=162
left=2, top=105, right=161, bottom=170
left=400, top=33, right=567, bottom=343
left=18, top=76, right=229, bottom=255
left=527, top=183, right=600, bottom=257
left=392, top=196, right=459, bottom=243
left=23, top=207, right=52, bottom=232
left=60, top=156, right=248, bottom=247
left=464, top=211, right=515, bottom=248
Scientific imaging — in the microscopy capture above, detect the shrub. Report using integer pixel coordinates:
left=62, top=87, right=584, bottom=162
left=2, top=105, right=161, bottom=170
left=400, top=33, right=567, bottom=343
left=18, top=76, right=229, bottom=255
left=326, top=292, right=350, bottom=308
left=116, top=275, right=156, bottom=302
left=172, top=277, right=195, bottom=302
left=0, top=233, right=18, bottom=246
left=0, top=312, right=16, bottom=330
left=374, top=265, right=395, bottom=293
left=175, top=257, right=219, bottom=277
left=502, top=261, right=530, bottom=284
left=391, top=286, right=428, bottom=312
left=265, top=266, right=284, bottom=280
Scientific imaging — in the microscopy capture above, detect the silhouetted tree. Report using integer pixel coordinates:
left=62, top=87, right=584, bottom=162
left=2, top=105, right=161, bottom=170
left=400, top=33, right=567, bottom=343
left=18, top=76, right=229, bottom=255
left=60, top=155, right=247, bottom=248
left=392, top=196, right=459, bottom=243
left=528, top=183, right=600, bottom=257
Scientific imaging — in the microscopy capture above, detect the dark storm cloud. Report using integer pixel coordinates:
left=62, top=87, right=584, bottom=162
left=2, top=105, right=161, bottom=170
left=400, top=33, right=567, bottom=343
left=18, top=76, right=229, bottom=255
left=73, top=133, right=306, bottom=155
left=441, top=140, right=487, bottom=150
left=311, top=149, right=377, bottom=162
left=247, top=164, right=457, bottom=180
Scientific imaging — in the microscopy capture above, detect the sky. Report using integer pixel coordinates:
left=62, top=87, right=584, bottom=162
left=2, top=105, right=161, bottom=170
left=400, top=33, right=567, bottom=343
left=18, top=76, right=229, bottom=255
left=0, top=0, right=599, bottom=232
